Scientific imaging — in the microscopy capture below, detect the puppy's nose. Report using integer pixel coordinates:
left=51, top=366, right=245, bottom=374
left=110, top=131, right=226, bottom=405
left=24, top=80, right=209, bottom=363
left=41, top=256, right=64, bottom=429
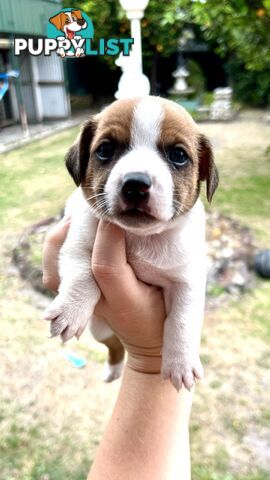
left=77, top=19, right=85, bottom=26
left=121, top=173, right=151, bottom=203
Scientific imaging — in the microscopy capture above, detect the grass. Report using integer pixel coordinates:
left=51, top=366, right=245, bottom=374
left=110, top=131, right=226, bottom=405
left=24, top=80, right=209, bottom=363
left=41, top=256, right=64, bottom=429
left=0, top=129, right=78, bottom=232
left=208, top=141, right=270, bottom=245
left=0, top=118, right=270, bottom=479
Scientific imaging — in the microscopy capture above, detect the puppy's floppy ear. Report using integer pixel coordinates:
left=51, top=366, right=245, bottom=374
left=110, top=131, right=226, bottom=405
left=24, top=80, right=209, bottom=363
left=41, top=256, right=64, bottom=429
left=65, top=117, right=97, bottom=186
left=198, top=134, right=219, bottom=203
left=71, top=9, right=83, bottom=19
left=49, top=12, right=65, bottom=31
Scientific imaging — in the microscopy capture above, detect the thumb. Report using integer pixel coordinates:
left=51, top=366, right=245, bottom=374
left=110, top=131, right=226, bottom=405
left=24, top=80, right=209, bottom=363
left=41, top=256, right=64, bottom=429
left=92, top=221, right=137, bottom=302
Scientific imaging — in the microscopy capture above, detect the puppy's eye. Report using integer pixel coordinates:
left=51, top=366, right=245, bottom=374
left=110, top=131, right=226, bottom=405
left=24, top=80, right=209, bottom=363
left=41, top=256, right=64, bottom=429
left=96, top=141, right=115, bottom=162
left=168, top=146, right=189, bottom=167
left=65, top=18, right=71, bottom=24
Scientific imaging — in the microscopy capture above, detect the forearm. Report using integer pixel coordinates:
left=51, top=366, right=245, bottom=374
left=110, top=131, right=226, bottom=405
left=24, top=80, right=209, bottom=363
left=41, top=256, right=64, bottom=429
left=88, top=366, right=193, bottom=480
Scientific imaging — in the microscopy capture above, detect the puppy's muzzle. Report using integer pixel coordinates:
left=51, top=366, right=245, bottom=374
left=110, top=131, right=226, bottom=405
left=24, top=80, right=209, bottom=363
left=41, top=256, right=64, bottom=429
left=121, top=173, right=151, bottom=207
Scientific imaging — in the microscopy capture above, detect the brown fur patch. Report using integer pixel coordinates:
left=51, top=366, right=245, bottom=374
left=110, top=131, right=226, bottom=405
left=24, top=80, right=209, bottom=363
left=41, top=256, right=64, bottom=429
left=159, top=101, right=201, bottom=214
left=198, top=134, right=219, bottom=202
left=91, top=97, right=139, bottom=150
left=102, top=335, right=125, bottom=365
left=82, top=98, right=139, bottom=214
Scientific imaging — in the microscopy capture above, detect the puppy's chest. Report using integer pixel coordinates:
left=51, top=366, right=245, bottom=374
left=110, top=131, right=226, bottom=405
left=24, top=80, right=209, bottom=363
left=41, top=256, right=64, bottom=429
left=125, top=233, right=186, bottom=287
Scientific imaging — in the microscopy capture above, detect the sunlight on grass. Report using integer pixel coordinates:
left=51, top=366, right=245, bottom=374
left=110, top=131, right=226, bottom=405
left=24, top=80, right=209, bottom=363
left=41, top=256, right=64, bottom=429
left=213, top=148, right=270, bottom=244
left=0, top=128, right=79, bottom=232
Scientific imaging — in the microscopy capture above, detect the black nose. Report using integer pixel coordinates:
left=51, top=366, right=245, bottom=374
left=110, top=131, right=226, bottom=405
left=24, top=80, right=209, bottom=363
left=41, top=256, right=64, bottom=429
left=77, top=19, right=85, bottom=26
left=121, top=173, right=152, bottom=203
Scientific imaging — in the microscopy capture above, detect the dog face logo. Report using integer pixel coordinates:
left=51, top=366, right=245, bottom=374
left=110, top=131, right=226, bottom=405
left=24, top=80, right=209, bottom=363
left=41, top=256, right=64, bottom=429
left=49, top=9, right=88, bottom=57
left=49, top=10, right=87, bottom=40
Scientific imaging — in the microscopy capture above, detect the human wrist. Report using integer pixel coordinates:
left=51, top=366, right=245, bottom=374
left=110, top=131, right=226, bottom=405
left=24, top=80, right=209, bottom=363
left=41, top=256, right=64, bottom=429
left=126, top=345, right=162, bottom=374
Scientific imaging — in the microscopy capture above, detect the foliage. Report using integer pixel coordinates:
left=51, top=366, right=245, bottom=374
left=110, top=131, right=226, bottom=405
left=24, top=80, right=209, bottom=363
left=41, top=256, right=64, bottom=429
left=226, top=56, right=270, bottom=106
left=63, top=0, right=185, bottom=68
left=63, top=0, right=270, bottom=71
left=190, top=0, right=270, bottom=105
left=190, top=0, right=270, bottom=72
left=62, top=0, right=270, bottom=105
left=186, top=59, right=206, bottom=95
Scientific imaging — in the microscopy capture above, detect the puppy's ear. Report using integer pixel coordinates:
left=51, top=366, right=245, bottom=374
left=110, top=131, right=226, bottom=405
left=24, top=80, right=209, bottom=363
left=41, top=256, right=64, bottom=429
left=65, top=117, right=97, bottom=186
left=49, top=13, right=64, bottom=31
left=198, top=134, right=219, bottom=203
left=71, top=9, right=83, bottom=19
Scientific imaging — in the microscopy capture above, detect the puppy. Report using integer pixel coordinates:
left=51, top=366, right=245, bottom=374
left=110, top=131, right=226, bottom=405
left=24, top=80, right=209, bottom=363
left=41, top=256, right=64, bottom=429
left=49, top=10, right=87, bottom=57
left=44, top=96, right=218, bottom=391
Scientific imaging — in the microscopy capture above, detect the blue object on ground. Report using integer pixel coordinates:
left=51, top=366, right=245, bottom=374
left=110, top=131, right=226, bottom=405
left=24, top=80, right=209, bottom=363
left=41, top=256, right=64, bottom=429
left=62, top=350, right=87, bottom=368
left=0, top=71, right=19, bottom=100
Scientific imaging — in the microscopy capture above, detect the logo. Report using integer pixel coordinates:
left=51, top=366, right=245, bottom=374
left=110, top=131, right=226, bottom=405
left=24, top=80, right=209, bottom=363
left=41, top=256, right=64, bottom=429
left=14, top=8, right=134, bottom=58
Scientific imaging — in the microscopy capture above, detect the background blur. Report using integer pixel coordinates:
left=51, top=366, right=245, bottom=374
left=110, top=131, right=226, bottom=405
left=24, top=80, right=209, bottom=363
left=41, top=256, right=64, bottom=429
left=0, top=1, right=270, bottom=479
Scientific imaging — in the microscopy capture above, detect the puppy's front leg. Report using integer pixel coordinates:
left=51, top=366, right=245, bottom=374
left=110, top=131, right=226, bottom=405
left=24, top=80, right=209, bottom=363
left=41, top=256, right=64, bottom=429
left=162, top=281, right=205, bottom=391
left=44, top=249, right=100, bottom=342
left=44, top=209, right=100, bottom=342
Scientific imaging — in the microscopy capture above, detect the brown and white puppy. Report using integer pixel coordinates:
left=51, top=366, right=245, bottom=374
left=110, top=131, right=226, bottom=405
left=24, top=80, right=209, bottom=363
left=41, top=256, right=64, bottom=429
left=49, top=10, right=87, bottom=39
left=44, top=96, right=218, bottom=391
left=49, top=10, right=87, bottom=57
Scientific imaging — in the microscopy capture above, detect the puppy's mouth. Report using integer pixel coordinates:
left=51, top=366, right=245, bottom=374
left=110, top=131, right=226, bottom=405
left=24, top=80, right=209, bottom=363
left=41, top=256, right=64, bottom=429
left=66, top=28, right=75, bottom=39
left=117, top=206, right=157, bottom=225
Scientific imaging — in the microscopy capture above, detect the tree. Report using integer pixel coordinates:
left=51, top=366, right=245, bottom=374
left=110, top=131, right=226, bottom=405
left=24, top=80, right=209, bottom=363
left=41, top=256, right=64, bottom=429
left=190, top=0, right=270, bottom=72
left=190, top=0, right=270, bottom=105
left=63, top=0, right=270, bottom=104
left=62, top=0, right=186, bottom=66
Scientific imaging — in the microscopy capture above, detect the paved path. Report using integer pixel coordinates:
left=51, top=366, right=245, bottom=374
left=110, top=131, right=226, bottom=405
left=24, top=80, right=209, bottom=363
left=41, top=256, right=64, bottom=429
left=0, top=111, right=91, bottom=154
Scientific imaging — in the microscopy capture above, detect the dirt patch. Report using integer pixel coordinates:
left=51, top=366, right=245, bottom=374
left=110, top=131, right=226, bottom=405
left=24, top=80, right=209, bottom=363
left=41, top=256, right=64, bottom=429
left=12, top=211, right=257, bottom=305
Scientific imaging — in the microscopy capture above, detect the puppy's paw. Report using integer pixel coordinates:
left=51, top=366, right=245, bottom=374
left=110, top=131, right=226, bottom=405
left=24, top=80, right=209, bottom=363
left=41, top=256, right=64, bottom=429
left=56, top=48, right=65, bottom=57
left=75, top=48, right=84, bottom=57
left=43, top=294, right=92, bottom=342
left=103, top=360, right=124, bottom=383
left=161, top=352, right=203, bottom=392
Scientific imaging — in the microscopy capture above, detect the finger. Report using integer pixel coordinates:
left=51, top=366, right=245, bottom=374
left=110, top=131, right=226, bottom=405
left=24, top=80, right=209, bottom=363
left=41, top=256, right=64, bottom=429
left=92, top=220, right=138, bottom=303
left=92, top=221, right=127, bottom=268
left=42, top=216, right=70, bottom=291
left=46, top=215, right=71, bottom=247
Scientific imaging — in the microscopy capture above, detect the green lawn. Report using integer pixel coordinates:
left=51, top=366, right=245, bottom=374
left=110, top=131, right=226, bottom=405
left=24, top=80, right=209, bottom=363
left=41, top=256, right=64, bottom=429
left=0, top=121, right=270, bottom=480
left=0, top=129, right=78, bottom=232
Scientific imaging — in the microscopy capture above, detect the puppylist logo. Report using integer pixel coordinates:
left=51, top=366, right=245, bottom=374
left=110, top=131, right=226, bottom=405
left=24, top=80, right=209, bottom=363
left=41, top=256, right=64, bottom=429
left=14, top=8, right=134, bottom=58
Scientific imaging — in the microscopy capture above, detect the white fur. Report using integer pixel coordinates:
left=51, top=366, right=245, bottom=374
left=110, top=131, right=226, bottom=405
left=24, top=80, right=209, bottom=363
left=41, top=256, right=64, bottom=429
left=44, top=97, right=208, bottom=391
left=103, top=359, right=125, bottom=383
left=105, top=146, right=174, bottom=229
left=131, top=97, right=164, bottom=148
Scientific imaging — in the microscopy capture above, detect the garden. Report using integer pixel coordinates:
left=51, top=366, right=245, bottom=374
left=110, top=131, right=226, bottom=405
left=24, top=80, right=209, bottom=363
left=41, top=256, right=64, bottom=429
left=1, top=111, right=270, bottom=479
left=1, top=0, right=270, bottom=479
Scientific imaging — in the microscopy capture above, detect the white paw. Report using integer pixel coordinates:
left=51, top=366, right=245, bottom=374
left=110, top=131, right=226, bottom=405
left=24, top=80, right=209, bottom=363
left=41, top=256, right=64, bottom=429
left=103, top=360, right=124, bottom=383
left=75, top=48, right=84, bottom=57
left=56, top=48, right=65, bottom=57
left=162, top=351, right=203, bottom=391
left=43, top=294, right=92, bottom=342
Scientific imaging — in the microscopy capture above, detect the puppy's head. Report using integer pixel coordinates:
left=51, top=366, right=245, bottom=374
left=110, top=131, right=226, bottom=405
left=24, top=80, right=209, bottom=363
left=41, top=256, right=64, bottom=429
left=66, top=97, right=218, bottom=234
left=49, top=10, right=87, bottom=38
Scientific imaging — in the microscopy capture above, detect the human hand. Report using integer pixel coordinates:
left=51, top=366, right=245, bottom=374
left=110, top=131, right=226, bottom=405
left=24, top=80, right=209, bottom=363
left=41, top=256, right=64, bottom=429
left=92, top=221, right=165, bottom=374
left=42, top=218, right=166, bottom=373
left=42, top=215, right=71, bottom=292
